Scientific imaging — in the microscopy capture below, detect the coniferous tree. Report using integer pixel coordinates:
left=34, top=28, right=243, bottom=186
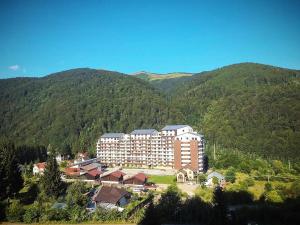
left=0, top=140, right=23, bottom=199
left=40, top=154, right=64, bottom=198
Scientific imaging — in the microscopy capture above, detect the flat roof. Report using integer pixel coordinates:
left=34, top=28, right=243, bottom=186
left=162, top=125, right=190, bottom=131
left=131, top=129, right=158, bottom=135
left=101, top=133, right=124, bottom=138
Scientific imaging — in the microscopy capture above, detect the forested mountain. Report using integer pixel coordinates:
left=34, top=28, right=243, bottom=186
left=1, top=63, right=299, bottom=160
left=0, top=68, right=182, bottom=155
left=171, top=63, right=300, bottom=161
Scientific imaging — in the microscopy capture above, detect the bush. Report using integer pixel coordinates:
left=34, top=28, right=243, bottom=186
left=6, top=200, right=25, bottom=222
left=225, top=167, right=236, bottom=183
left=69, top=206, right=90, bottom=222
left=43, top=208, right=69, bottom=221
left=23, top=202, right=41, bottom=223
left=243, top=177, right=255, bottom=187
left=265, top=190, right=283, bottom=203
left=93, top=207, right=123, bottom=222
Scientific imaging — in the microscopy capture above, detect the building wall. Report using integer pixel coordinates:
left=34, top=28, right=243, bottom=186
left=97, top=126, right=204, bottom=171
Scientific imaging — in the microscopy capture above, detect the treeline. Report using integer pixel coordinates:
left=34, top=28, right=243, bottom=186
left=16, top=145, right=47, bottom=164
left=139, top=185, right=300, bottom=225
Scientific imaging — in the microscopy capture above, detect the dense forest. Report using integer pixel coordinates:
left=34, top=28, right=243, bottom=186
left=1, top=63, right=299, bottom=160
left=0, top=68, right=182, bottom=155
left=172, top=63, right=300, bottom=161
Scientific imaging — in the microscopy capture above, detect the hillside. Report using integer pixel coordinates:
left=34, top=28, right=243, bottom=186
left=133, top=71, right=193, bottom=81
left=172, top=63, right=300, bottom=160
left=1, top=63, right=299, bottom=160
left=0, top=68, right=182, bottom=154
left=133, top=71, right=194, bottom=93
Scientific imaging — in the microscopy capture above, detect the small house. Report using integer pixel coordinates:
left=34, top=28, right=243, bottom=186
left=92, top=186, right=130, bottom=211
left=100, top=170, right=126, bottom=184
left=123, top=173, right=148, bottom=186
left=176, top=164, right=198, bottom=183
left=206, top=171, right=225, bottom=187
left=33, top=162, right=46, bottom=175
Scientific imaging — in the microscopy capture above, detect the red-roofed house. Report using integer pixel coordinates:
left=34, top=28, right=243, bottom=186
left=33, top=162, right=46, bottom=175
left=84, top=168, right=102, bottom=180
left=92, top=186, right=130, bottom=209
left=100, top=170, right=126, bottom=184
left=65, top=167, right=81, bottom=177
left=124, top=173, right=148, bottom=186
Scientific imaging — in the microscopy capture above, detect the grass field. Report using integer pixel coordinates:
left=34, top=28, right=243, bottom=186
left=147, top=175, right=175, bottom=184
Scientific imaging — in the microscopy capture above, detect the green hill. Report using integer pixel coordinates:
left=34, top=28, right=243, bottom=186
left=1, top=63, right=299, bottom=160
left=172, top=63, right=300, bottom=160
left=0, top=68, right=181, bottom=154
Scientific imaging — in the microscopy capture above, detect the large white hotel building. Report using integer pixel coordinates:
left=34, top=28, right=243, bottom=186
left=96, top=125, right=205, bottom=172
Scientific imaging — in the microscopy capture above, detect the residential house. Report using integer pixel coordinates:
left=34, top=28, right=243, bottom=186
left=206, top=171, right=225, bottom=187
left=33, top=162, right=46, bottom=175
left=176, top=164, right=198, bottom=183
left=92, top=186, right=130, bottom=211
left=74, top=152, right=90, bottom=164
left=84, top=168, right=102, bottom=180
left=176, top=169, right=188, bottom=183
left=100, top=170, right=126, bottom=184
left=123, top=173, right=148, bottom=186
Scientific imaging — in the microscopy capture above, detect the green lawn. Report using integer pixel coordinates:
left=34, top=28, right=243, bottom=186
left=147, top=175, right=175, bottom=184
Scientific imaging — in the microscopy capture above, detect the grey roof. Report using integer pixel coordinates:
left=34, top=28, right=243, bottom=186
left=207, top=171, right=225, bottom=180
left=101, top=133, right=124, bottom=138
left=131, top=129, right=158, bottom=135
left=162, top=125, right=190, bottom=131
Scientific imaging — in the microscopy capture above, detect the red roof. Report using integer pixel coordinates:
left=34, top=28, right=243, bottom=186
left=182, top=164, right=197, bottom=172
left=102, top=170, right=125, bottom=179
left=36, top=162, right=46, bottom=169
left=124, top=172, right=147, bottom=182
left=93, top=186, right=129, bottom=204
left=65, top=167, right=80, bottom=176
left=87, top=168, right=102, bottom=177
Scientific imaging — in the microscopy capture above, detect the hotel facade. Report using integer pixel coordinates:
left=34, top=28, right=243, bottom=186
left=96, top=125, right=205, bottom=172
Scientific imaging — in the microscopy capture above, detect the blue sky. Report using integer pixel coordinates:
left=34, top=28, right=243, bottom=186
left=0, top=0, right=300, bottom=78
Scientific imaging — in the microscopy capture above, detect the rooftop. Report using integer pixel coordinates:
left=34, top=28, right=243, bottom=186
left=101, top=133, right=124, bottom=138
left=131, top=129, right=158, bottom=135
left=162, top=125, right=190, bottom=131
left=93, top=186, right=129, bottom=204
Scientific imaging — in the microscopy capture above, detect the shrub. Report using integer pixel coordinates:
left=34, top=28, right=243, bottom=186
left=6, top=200, right=25, bottom=222
left=23, top=202, right=41, bottom=223
left=225, top=167, right=236, bottom=183
left=265, top=190, right=283, bottom=203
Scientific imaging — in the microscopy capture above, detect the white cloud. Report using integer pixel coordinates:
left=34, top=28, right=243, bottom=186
left=9, top=65, right=20, bottom=71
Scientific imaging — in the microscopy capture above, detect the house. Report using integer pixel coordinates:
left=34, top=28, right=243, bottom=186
left=81, top=162, right=101, bottom=172
left=100, top=170, right=126, bottom=184
left=92, top=186, right=130, bottom=211
left=64, top=167, right=81, bottom=177
left=206, top=171, right=225, bottom=187
left=74, top=152, right=90, bottom=164
left=33, top=162, right=46, bottom=175
left=123, top=173, right=148, bottom=186
left=176, top=169, right=188, bottom=183
left=176, top=164, right=198, bottom=183
left=84, top=168, right=102, bottom=180
left=56, top=154, right=64, bottom=164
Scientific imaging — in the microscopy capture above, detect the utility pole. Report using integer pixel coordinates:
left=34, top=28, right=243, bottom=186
left=213, top=142, right=216, bottom=160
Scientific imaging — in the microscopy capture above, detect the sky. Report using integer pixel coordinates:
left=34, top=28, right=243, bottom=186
left=0, top=0, right=300, bottom=78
